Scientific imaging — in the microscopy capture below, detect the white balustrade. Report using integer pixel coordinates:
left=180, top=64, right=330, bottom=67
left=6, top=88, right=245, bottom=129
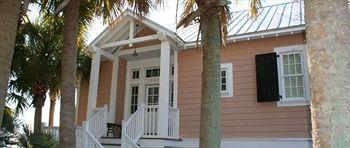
left=122, top=104, right=146, bottom=148
left=43, top=104, right=108, bottom=148
left=144, top=105, right=159, bottom=137
left=168, top=107, right=179, bottom=139
left=42, top=125, right=59, bottom=140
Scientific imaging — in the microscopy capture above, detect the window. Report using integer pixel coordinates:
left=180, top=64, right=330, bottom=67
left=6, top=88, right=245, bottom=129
left=146, top=68, right=160, bottom=78
left=275, top=45, right=310, bottom=106
left=169, top=82, right=174, bottom=107
left=130, top=86, right=139, bottom=114
left=132, top=70, right=140, bottom=79
left=221, top=70, right=227, bottom=92
left=147, top=86, right=159, bottom=105
left=221, top=63, right=233, bottom=97
left=171, top=65, right=174, bottom=75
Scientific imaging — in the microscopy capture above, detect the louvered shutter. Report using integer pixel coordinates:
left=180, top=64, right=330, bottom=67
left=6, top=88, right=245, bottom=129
left=255, top=52, right=280, bottom=102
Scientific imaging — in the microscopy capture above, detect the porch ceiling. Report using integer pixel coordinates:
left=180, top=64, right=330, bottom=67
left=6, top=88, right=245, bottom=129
left=119, top=45, right=174, bottom=61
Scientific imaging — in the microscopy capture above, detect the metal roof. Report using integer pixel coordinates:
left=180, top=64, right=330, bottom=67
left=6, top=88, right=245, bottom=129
left=176, top=1, right=305, bottom=43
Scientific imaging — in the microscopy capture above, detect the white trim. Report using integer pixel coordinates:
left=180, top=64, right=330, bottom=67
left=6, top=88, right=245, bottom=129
left=87, top=52, right=101, bottom=119
left=173, top=51, right=178, bottom=108
left=221, top=63, right=233, bottom=98
left=123, top=57, right=175, bottom=119
left=123, top=61, right=131, bottom=120
left=158, top=40, right=170, bottom=137
left=128, top=18, right=134, bottom=47
left=137, top=138, right=312, bottom=148
left=274, top=44, right=311, bottom=107
left=99, top=34, right=160, bottom=49
left=119, top=44, right=161, bottom=56
left=89, top=14, right=129, bottom=46
left=108, top=54, right=119, bottom=122
left=88, top=45, right=115, bottom=61
left=183, top=25, right=305, bottom=49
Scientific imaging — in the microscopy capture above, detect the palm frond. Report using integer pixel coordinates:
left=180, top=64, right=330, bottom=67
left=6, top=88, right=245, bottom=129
left=7, top=92, right=30, bottom=115
left=249, top=0, right=262, bottom=19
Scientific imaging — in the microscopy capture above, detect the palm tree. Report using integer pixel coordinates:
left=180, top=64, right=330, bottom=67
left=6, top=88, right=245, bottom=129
left=0, top=0, right=22, bottom=128
left=305, top=0, right=350, bottom=147
left=41, top=0, right=164, bottom=146
left=177, top=0, right=260, bottom=147
left=10, top=18, right=63, bottom=135
left=48, top=87, right=60, bottom=127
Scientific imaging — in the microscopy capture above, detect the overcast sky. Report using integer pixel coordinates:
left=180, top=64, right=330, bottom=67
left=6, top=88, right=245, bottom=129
left=15, top=0, right=292, bottom=129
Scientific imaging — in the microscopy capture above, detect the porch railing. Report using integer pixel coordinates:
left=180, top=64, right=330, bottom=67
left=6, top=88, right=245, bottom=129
left=42, top=104, right=108, bottom=148
left=81, top=104, right=109, bottom=148
left=122, top=104, right=146, bottom=148
left=168, top=107, right=179, bottom=139
left=42, top=126, right=83, bottom=147
left=143, top=105, right=160, bottom=137
left=42, top=125, right=59, bottom=140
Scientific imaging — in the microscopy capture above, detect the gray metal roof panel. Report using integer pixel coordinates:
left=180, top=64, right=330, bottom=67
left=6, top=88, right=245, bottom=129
left=177, top=1, right=306, bottom=42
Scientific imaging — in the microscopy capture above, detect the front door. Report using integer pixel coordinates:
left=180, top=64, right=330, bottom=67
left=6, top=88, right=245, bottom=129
left=144, top=85, right=159, bottom=136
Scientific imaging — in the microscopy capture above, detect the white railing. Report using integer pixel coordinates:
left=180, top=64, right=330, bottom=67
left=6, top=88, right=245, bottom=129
left=76, top=127, right=83, bottom=147
left=80, top=104, right=109, bottom=148
left=81, top=122, right=104, bottom=148
left=42, top=125, right=59, bottom=140
left=122, top=104, right=146, bottom=148
left=41, top=104, right=108, bottom=148
left=168, top=107, right=179, bottom=139
left=42, top=125, right=83, bottom=148
left=143, top=105, right=160, bottom=137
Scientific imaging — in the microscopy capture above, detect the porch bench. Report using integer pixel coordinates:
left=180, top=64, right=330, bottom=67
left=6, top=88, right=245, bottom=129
left=106, top=123, right=122, bottom=138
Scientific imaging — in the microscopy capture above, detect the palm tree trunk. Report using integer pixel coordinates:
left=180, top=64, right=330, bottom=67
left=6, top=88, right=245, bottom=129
left=305, top=0, right=350, bottom=147
left=0, top=0, right=21, bottom=127
left=33, top=95, right=45, bottom=135
left=199, top=7, right=222, bottom=148
left=60, top=0, right=81, bottom=147
left=49, top=99, right=56, bottom=127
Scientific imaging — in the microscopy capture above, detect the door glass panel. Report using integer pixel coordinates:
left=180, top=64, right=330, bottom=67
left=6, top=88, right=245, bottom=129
left=130, top=86, right=138, bottom=114
left=147, top=86, right=159, bottom=105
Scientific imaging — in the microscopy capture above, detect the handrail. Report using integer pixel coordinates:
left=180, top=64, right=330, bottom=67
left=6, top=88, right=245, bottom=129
left=42, top=105, right=108, bottom=148
left=85, top=127, right=104, bottom=148
left=80, top=104, right=109, bottom=148
left=121, top=104, right=146, bottom=148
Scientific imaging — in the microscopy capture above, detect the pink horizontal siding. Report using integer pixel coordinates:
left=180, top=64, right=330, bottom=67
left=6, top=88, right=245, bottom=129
left=178, top=33, right=311, bottom=138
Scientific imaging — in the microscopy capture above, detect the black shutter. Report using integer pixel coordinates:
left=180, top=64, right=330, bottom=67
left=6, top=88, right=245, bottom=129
left=255, top=52, right=280, bottom=102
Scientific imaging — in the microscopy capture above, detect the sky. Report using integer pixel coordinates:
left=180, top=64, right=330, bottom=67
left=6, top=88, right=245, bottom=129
left=12, top=0, right=292, bottom=129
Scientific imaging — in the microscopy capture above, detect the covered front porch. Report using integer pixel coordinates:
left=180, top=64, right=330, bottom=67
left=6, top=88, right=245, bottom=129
left=83, top=11, right=182, bottom=147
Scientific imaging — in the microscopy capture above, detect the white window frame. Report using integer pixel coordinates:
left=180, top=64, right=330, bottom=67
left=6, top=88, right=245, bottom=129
left=130, top=85, right=139, bottom=114
left=221, top=63, right=233, bottom=98
left=131, top=69, right=140, bottom=80
left=275, top=45, right=311, bottom=107
left=145, top=67, right=160, bottom=78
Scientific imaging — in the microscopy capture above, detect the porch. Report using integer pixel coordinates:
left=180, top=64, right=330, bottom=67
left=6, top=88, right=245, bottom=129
left=82, top=13, right=181, bottom=147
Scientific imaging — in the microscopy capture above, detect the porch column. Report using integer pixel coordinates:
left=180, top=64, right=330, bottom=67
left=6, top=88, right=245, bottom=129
left=158, top=39, right=170, bottom=137
left=173, top=51, right=178, bottom=108
left=87, top=47, right=101, bottom=119
left=109, top=53, right=119, bottom=123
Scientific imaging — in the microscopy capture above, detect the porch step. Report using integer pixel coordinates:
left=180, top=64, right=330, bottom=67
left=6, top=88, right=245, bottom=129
left=102, top=144, right=121, bottom=148
left=100, top=138, right=121, bottom=148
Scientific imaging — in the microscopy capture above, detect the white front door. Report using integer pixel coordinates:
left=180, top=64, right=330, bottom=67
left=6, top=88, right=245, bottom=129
left=144, top=85, right=159, bottom=136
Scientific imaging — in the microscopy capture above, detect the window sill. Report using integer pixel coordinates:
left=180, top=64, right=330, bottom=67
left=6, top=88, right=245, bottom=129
left=221, top=92, right=233, bottom=98
left=277, top=99, right=310, bottom=107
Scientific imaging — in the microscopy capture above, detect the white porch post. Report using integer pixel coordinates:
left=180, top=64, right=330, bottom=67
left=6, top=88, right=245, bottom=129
left=173, top=51, right=178, bottom=108
left=158, top=39, right=170, bottom=137
left=87, top=47, right=101, bottom=119
left=109, top=53, right=119, bottom=123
